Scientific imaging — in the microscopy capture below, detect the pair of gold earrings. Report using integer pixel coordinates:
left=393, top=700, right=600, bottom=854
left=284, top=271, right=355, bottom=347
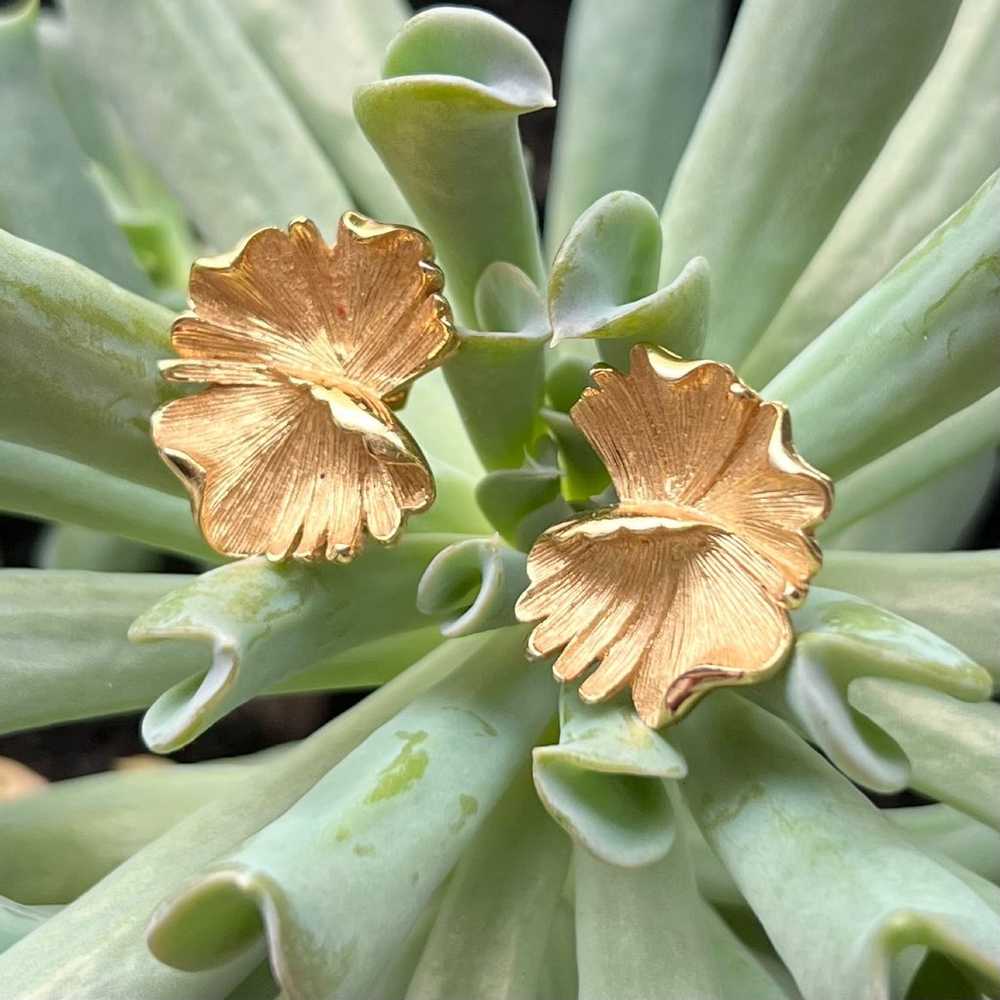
left=152, top=213, right=831, bottom=727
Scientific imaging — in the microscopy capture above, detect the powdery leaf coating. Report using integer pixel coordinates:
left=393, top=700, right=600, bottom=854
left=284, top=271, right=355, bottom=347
left=152, top=212, right=456, bottom=562
left=516, top=344, right=832, bottom=727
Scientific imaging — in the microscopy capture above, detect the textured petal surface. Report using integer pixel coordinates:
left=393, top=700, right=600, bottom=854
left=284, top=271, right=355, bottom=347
left=153, top=383, right=432, bottom=561
left=517, top=345, right=830, bottom=726
left=153, top=213, right=456, bottom=560
left=517, top=513, right=791, bottom=727
left=572, top=346, right=830, bottom=586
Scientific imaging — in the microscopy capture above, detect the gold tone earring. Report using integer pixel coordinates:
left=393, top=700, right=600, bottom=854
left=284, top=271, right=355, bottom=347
left=151, top=213, right=456, bottom=563
left=515, top=344, right=833, bottom=729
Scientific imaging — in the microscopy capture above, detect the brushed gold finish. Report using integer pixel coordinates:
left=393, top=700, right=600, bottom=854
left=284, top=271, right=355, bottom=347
left=516, top=344, right=833, bottom=728
left=152, top=213, right=456, bottom=562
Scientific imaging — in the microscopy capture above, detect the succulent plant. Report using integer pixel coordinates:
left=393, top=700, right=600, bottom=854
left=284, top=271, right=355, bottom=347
left=1, top=0, right=999, bottom=997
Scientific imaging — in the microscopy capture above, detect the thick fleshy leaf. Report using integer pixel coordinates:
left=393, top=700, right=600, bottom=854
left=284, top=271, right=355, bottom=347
left=355, top=7, right=552, bottom=323
left=574, top=829, right=787, bottom=1000
left=404, top=769, right=570, bottom=1000
left=64, top=0, right=351, bottom=250
left=822, top=450, right=997, bottom=553
left=132, top=535, right=462, bottom=752
left=545, top=0, right=723, bottom=256
left=367, top=894, right=443, bottom=1000
left=548, top=192, right=709, bottom=369
left=0, top=568, right=441, bottom=737
left=659, top=0, right=959, bottom=366
left=0, top=2, right=149, bottom=294
left=533, top=686, right=686, bottom=867
left=443, top=263, right=549, bottom=470
left=745, top=0, right=1000, bottom=384
left=37, top=12, right=198, bottom=294
left=819, top=549, right=1000, bottom=685
left=474, top=436, right=574, bottom=551
left=225, top=963, right=280, bottom=1000
left=891, top=806, right=1000, bottom=887
left=821, top=386, right=1000, bottom=541
left=0, top=898, right=58, bottom=954
left=0, top=641, right=464, bottom=998
left=223, top=0, right=412, bottom=222
left=395, top=370, right=488, bottom=492
left=850, top=678, right=1000, bottom=830
left=748, top=588, right=991, bottom=793
left=416, top=535, right=528, bottom=638
left=0, top=229, right=177, bottom=494
left=0, top=441, right=214, bottom=561
left=0, top=759, right=251, bottom=903
left=533, top=898, right=578, bottom=1000
left=146, top=627, right=556, bottom=1000
left=0, top=569, right=191, bottom=736
left=37, top=524, right=160, bottom=573
left=768, top=168, right=1000, bottom=480
left=674, top=693, right=1000, bottom=1000
left=540, top=408, right=609, bottom=502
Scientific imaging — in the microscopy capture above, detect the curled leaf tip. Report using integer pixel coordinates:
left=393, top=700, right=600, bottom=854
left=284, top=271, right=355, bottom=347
left=152, top=213, right=457, bottom=563
left=382, top=7, right=555, bottom=112
left=417, top=535, right=528, bottom=637
left=548, top=191, right=710, bottom=366
left=516, top=344, right=832, bottom=727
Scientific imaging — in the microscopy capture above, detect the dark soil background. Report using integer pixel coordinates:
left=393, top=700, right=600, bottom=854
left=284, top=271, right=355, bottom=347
left=1, top=0, right=996, bottom=783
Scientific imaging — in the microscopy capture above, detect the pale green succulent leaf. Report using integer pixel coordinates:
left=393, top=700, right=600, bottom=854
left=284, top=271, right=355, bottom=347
left=0, top=570, right=193, bottom=737
left=38, top=14, right=199, bottom=293
left=0, top=230, right=178, bottom=493
left=823, top=450, right=997, bottom=554
left=549, top=192, right=709, bottom=369
left=224, top=962, right=281, bottom=1000
left=545, top=0, right=724, bottom=257
left=819, top=549, right=1000, bottom=686
left=475, top=435, right=573, bottom=551
left=769, top=168, right=1000, bottom=480
left=405, top=769, right=570, bottom=1000
left=0, top=567, right=444, bottom=737
left=821, top=386, right=1000, bottom=540
left=745, top=0, right=1000, bottom=384
left=545, top=355, right=593, bottom=414
left=0, top=1, right=151, bottom=296
left=575, top=831, right=788, bottom=1000
left=146, top=628, right=556, bottom=999
left=659, top=0, right=960, bottom=367
left=0, top=898, right=59, bottom=955
left=0, top=441, right=216, bottom=562
left=36, top=524, right=161, bottom=573
left=224, top=0, right=413, bottom=223
left=0, top=642, right=463, bottom=998
left=416, top=535, right=528, bottom=638
left=749, top=588, right=991, bottom=793
left=393, top=370, right=488, bottom=492
left=132, top=535, right=463, bottom=753
left=533, top=686, right=686, bottom=868
left=541, top=408, right=610, bottom=502
left=533, top=898, right=578, bottom=1000
left=0, top=758, right=259, bottom=905
left=444, top=263, right=549, bottom=470
left=850, top=678, right=1000, bottom=832
left=354, top=7, right=551, bottom=323
left=890, top=805, right=1000, bottom=888
left=367, top=895, right=443, bottom=1000
left=64, top=0, right=351, bottom=251
left=674, top=693, right=1000, bottom=1000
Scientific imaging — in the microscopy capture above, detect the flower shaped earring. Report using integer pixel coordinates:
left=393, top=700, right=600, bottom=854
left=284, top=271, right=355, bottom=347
left=151, top=213, right=456, bottom=563
left=515, top=344, right=833, bottom=728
